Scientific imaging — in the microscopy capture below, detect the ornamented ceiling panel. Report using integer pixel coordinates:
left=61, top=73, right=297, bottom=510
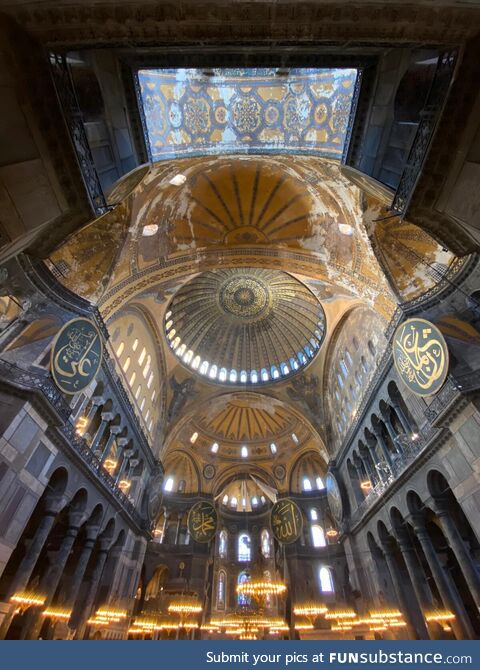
left=137, top=68, right=357, bottom=160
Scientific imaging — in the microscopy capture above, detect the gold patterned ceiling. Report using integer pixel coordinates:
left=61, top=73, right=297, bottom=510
left=165, top=268, right=325, bottom=383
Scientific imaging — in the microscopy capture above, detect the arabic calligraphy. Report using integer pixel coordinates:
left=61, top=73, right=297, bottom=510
left=271, top=499, right=303, bottom=544
left=51, top=318, right=103, bottom=395
left=393, top=318, right=449, bottom=397
left=187, top=501, right=218, bottom=543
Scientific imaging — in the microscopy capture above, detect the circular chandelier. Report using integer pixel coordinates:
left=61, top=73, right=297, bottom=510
left=236, top=579, right=287, bottom=600
left=168, top=594, right=202, bottom=615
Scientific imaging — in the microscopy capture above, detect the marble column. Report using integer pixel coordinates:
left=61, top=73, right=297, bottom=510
left=380, top=537, right=427, bottom=639
left=66, top=526, right=100, bottom=621
left=91, top=414, right=112, bottom=455
left=432, top=499, right=480, bottom=611
left=82, top=400, right=104, bottom=443
left=391, top=398, right=412, bottom=434
left=394, top=528, right=434, bottom=638
left=100, top=426, right=122, bottom=464
left=411, top=513, right=475, bottom=640
left=115, top=448, right=134, bottom=485
left=74, top=540, right=110, bottom=639
left=23, top=511, right=84, bottom=639
left=372, top=425, right=394, bottom=469
left=0, top=499, right=62, bottom=640
left=381, top=411, right=402, bottom=455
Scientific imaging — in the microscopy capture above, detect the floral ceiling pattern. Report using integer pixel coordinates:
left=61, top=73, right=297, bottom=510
left=137, top=68, right=357, bottom=160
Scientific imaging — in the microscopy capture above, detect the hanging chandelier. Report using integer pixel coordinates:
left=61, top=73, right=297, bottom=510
left=168, top=594, right=202, bottom=615
left=41, top=607, right=72, bottom=621
left=293, top=601, right=328, bottom=617
left=236, top=579, right=287, bottom=603
left=10, top=591, right=46, bottom=608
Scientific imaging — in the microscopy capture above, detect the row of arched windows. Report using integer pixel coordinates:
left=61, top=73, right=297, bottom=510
left=115, top=335, right=156, bottom=434
left=215, top=566, right=334, bottom=609
left=218, top=529, right=271, bottom=561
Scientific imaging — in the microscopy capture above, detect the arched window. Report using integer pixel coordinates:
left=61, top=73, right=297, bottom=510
left=217, top=570, right=226, bottom=609
left=200, top=361, right=209, bottom=375
left=164, top=476, right=174, bottom=492
left=219, top=530, right=228, bottom=558
left=345, top=349, right=353, bottom=367
left=352, top=336, right=359, bottom=351
left=132, top=338, right=139, bottom=352
left=122, top=357, right=131, bottom=373
left=237, top=571, right=251, bottom=606
left=310, top=509, right=318, bottom=521
left=316, top=476, right=325, bottom=490
left=192, top=356, right=201, bottom=370
left=240, top=370, right=247, bottom=383
left=129, top=371, right=136, bottom=387
left=261, top=529, right=270, bottom=558
left=135, top=384, right=142, bottom=400
left=138, top=347, right=146, bottom=365
left=271, top=366, right=279, bottom=379
left=219, top=368, right=227, bottom=382
left=177, top=479, right=186, bottom=493
left=229, top=369, right=237, bottom=383
left=340, top=359, right=348, bottom=378
left=319, top=566, right=334, bottom=593
left=311, top=524, right=326, bottom=548
left=337, top=373, right=344, bottom=388
left=261, top=368, right=269, bottom=381
left=238, top=533, right=251, bottom=562
left=116, top=342, right=125, bottom=357
left=302, top=477, right=312, bottom=492
left=368, top=340, right=376, bottom=357
left=143, top=355, right=151, bottom=378
left=250, top=370, right=258, bottom=384
left=281, top=362, right=289, bottom=376
left=361, top=356, right=369, bottom=374
left=241, top=446, right=248, bottom=458
left=209, top=364, right=218, bottom=379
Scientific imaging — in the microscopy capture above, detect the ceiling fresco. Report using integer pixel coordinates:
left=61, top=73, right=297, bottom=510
left=137, top=68, right=357, bottom=160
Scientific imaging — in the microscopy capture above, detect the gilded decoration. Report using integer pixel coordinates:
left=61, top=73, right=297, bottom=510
left=165, top=267, right=326, bottom=383
left=392, top=318, right=449, bottom=397
left=50, top=317, right=103, bottom=394
left=187, top=501, right=218, bottom=543
left=271, top=498, right=303, bottom=544
left=137, top=68, right=357, bottom=160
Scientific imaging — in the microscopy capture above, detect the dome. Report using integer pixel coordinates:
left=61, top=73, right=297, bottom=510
left=165, top=268, right=325, bottom=384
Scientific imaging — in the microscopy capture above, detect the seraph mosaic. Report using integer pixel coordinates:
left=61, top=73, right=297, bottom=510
left=137, top=68, right=357, bottom=160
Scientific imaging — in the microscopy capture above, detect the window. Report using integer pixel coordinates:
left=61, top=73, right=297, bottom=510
left=147, top=372, right=154, bottom=389
left=311, top=525, right=326, bottom=548
left=241, top=446, right=248, bottom=458
left=281, top=362, right=289, bottom=376
left=219, top=368, right=227, bottom=382
left=177, top=343, right=186, bottom=357
left=270, top=443, right=277, bottom=454
left=240, top=370, right=247, bottom=383
left=368, top=340, right=376, bottom=357
left=211, top=442, right=219, bottom=454
left=190, top=432, right=198, bottom=444
left=261, top=529, right=270, bottom=558
left=200, top=361, right=209, bottom=375
left=271, top=365, right=279, bottom=379
left=238, top=533, right=251, bottom=562
left=229, top=369, right=237, bottom=383
left=122, top=357, right=131, bottom=373
left=217, top=570, right=226, bottom=609
left=261, top=368, right=269, bottom=381
left=237, top=571, right=251, bottom=606
left=135, top=385, right=142, bottom=400
left=140, top=397, right=146, bottom=411
left=138, top=347, right=146, bottom=365
left=132, top=338, right=139, bottom=351
left=345, top=350, right=353, bottom=367
left=222, top=494, right=229, bottom=505
left=251, top=496, right=258, bottom=506
left=310, top=508, right=318, bottom=521
left=145, top=409, right=150, bottom=422
left=219, top=530, right=228, bottom=558
left=164, top=476, right=174, bottom=492
left=250, top=370, right=258, bottom=384
left=116, top=342, right=125, bottom=357
left=319, top=567, right=334, bottom=593
left=177, top=479, right=186, bottom=493
left=151, top=390, right=156, bottom=402
left=192, top=356, right=201, bottom=370
left=129, top=371, right=136, bottom=387
left=209, top=364, right=218, bottom=379
left=361, top=356, right=369, bottom=374
left=184, top=349, right=193, bottom=364
left=316, top=476, right=325, bottom=490
left=230, top=496, right=238, bottom=508
left=292, top=433, right=299, bottom=444
left=353, top=336, right=359, bottom=351
left=340, top=359, right=348, bottom=377
left=143, top=355, right=151, bottom=378
left=337, top=373, right=344, bottom=388
left=302, top=477, right=312, bottom=492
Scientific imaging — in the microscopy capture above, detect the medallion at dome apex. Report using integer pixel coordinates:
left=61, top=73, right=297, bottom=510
left=165, top=268, right=326, bottom=385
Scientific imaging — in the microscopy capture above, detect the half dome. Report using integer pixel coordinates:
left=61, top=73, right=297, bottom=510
left=165, top=268, right=325, bottom=384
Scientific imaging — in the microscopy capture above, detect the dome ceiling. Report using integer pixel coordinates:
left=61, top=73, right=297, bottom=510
left=165, top=267, right=325, bottom=384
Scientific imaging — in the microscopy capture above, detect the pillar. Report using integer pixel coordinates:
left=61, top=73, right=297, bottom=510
left=391, top=397, right=412, bottom=434
left=371, top=424, right=394, bottom=469
left=24, top=511, right=84, bottom=639
left=73, top=539, right=110, bottom=639
left=0, top=498, right=62, bottom=640
left=411, top=513, right=476, bottom=640
left=394, top=528, right=434, bottom=638
left=432, top=499, right=480, bottom=611
left=90, top=419, right=109, bottom=455
left=66, top=526, right=99, bottom=620
left=380, top=538, right=427, bottom=639
left=99, top=426, right=121, bottom=464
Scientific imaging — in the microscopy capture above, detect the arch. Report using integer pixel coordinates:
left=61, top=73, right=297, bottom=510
left=319, top=566, right=335, bottom=593
left=311, top=524, right=326, bottom=548
left=218, top=530, right=228, bottom=559
left=237, top=570, right=251, bottom=606
left=238, top=533, right=251, bottom=562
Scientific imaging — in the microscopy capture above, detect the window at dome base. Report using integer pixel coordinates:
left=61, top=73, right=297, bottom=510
left=165, top=268, right=326, bottom=386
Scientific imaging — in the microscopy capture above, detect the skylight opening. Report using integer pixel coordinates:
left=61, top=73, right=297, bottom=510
left=241, top=446, right=248, bottom=458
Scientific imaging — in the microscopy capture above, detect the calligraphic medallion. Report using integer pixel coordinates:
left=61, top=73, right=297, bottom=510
left=393, top=318, right=449, bottom=397
left=270, top=498, right=303, bottom=545
left=187, top=501, right=218, bottom=543
left=326, top=473, right=343, bottom=524
left=51, top=318, right=103, bottom=395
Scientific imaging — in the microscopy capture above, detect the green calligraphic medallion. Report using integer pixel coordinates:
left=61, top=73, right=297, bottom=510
left=188, top=501, right=218, bottom=543
left=51, top=317, right=103, bottom=395
left=393, top=318, right=449, bottom=397
left=271, top=498, right=303, bottom=545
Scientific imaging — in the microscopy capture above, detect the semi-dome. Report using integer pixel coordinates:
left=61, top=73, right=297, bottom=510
left=165, top=268, right=326, bottom=384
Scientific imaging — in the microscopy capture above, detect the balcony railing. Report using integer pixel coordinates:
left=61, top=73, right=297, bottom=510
left=0, top=358, right=148, bottom=530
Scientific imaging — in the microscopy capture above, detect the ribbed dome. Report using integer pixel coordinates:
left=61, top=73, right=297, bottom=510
left=165, top=268, right=325, bottom=384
